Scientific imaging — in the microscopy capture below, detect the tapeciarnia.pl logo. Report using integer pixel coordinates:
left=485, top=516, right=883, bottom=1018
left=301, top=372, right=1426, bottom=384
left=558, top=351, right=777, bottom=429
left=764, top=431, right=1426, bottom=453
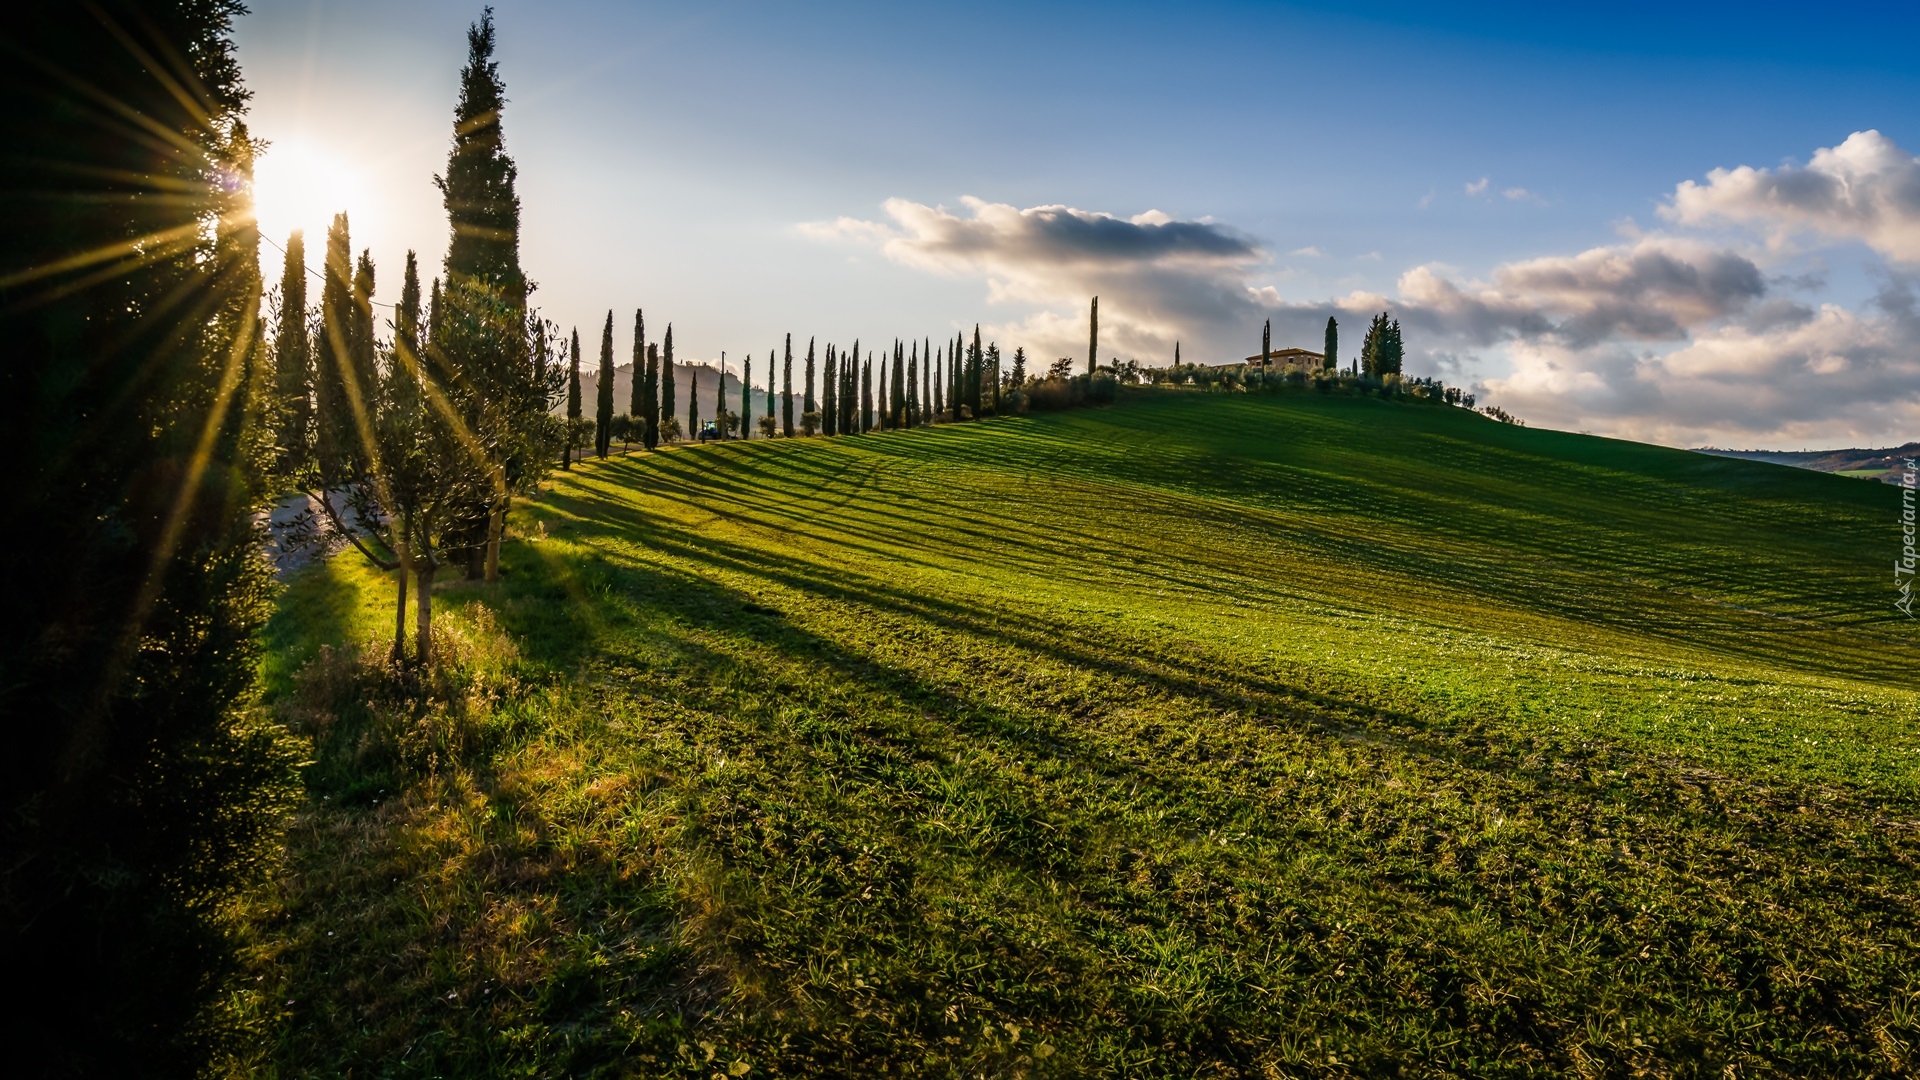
left=1899, top=459, right=1917, bottom=618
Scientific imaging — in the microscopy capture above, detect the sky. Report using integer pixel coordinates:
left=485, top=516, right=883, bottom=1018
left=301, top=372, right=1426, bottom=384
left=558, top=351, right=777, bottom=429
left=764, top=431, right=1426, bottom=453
left=238, top=0, right=1920, bottom=449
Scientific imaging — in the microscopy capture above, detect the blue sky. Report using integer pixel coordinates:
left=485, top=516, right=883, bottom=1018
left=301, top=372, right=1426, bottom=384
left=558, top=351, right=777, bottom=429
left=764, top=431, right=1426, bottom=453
left=239, top=1, right=1920, bottom=447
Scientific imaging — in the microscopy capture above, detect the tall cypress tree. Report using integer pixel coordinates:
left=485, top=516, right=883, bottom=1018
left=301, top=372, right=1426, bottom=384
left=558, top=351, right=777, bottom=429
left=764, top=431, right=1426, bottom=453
left=0, top=6, right=305, bottom=1066
left=314, top=214, right=355, bottom=482
left=923, top=337, right=933, bottom=423
left=564, top=327, right=581, bottom=467
left=1088, top=295, right=1099, bottom=376
left=934, top=351, right=945, bottom=418
left=641, top=305, right=656, bottom=426
left=951, top=334, right=963, bottom=413
left=687, top=365, right=699, bottom=439
left=889, top=340, right=904, bottom=428
left=823, top=345, right=838, bottom=435
left=989, top=342, right=1002, bottom=414
left=274, top=231, right=312, bottom=474
left=438, top=9, right=524, bottom=310
left=1175, top=341, right=1181, bottom=366
left=1323, top=316, right=1338, bottom=371
left=803, top=336, right=817, bottom=416
left=969, top=325, right=984, bottom=419
left=782, top=333, right=795, bottom=437
left=1262, top=319, right=1272, bottom=366
left=435, top=8, right=534, bottom=581
left=660, top=324, right=676, bottom=439
left=595, top=311, right=614, bottom=457
left=864, top=357, right=879, bottom=432
left=644, top=342, right=660, bottom=448
left=847, top=338, right=861, bottom=432
left=907, top=341, right=920, bottom=427
left=743, top=353, right=754, bottom=439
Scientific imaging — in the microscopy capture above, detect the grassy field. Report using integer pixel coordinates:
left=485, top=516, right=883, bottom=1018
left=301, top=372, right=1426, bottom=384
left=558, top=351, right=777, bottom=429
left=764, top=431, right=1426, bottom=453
left=231, top=389, right=1920, bottom=1078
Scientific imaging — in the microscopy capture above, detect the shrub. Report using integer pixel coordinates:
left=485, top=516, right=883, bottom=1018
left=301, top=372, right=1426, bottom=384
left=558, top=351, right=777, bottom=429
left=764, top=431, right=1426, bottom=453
left=758, top=415, right=778, bottom=437
left=1087, top=370, right=1120, bottom=404
left=800, top=410, right=821, bottom=436
left=283, top=608, right=524, bottom=793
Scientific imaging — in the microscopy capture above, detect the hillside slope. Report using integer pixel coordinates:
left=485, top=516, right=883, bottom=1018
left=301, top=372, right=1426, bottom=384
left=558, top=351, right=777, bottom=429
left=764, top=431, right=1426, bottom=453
left=241, top=391, right=1920, bottom=1078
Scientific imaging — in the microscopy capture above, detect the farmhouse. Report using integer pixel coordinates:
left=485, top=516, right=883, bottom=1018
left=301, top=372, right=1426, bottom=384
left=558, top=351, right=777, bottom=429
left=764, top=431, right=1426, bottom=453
left=1243, top=347, right=1326, bottom=367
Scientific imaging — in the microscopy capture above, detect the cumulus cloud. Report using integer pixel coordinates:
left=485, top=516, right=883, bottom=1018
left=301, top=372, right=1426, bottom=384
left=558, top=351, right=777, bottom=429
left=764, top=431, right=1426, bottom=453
left=1663, top=129, right=1920, bottom=262
left=1502, top=186, right=1541, bottom=203
left=1487, top=280, right=1920, bottom=445
left=802, top=197, right=1269, bottom=360
left=1465, top=177, right=1490, bottom=196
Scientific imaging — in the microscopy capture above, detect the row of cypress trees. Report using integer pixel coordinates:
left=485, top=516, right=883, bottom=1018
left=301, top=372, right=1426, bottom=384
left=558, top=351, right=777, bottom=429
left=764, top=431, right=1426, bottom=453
left=559, top=321, right=1023, bottom=454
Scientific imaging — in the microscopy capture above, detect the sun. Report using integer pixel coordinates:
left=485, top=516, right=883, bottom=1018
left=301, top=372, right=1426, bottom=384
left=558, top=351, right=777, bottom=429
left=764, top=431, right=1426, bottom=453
left=251, top=136, right=366, bottom=249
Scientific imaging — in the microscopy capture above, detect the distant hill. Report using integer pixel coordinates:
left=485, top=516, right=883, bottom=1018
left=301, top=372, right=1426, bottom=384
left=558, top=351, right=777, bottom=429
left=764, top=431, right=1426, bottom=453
left=563, top=361, right=771, bottom=420
left=1695, top=443, right=1918, bottom=483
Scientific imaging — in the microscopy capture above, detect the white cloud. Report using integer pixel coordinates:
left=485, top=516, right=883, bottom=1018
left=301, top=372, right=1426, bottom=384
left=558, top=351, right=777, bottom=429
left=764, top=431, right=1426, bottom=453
left=1662, top=129, right=1920, bottom=262
left=1502, top=186, right=1542, bottom=203
left=801, top=197, right=1268, bottom=361
left=1290, top=246, right=1323, bottom=257
left=1487, top=287, right=1920, bottom=446
left=1465, top=177, right=1490, bottom=196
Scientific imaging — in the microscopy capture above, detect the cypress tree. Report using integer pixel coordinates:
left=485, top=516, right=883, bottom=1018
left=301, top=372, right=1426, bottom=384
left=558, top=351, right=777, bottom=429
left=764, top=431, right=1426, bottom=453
left=274, top=230, right=312, bottom=474
left=804, top=336, right=818, bottom=415
left=314, top=214, right=354, bottom=482
left=878, top=356, right=889, bottom=430
left=743, top=352, right=754, bottom=439
left=848, top=338, right=861, bottom=432
left=969, top=325, right=984, bottom=419
left=951, top=333, right=963, bottom=412
left=660, top=324, right=676, bottom=438
left=891, top=339, right=906, bottom=428
left=631, top=308, right=646, bottom=439
left=923, top=337, right=933, bottom=423
left=564, top=328, right=581, bottom=467
left=934, top=351, right=945, bottom=418
left=1262, top=319, right=1272, bottom=366
left=438, top=9, right=525, bottom=310
left=0, top=7, right=304, bottom=1065
left=1323, top=317, right=1338, bottom=371
left=1088, top=296, right=1099, bottom=376
left=782, top=333, right=795, bottom=436
left=989, top=342, right=1001, bottom=414
left=595, top=311, right=615, bottom=457
left=436, top=9, right=535, bottom=582
left=1175, top=340, right=1181, bottom=366
left=907, top=341, right=920, bottom=426
left=861, top=354, right=873, bottom=433
left=688, top=366, right=699, bottom=439
left=823, top=345, right=838, bottom=435
left=645, top=342, right=661, bottom=448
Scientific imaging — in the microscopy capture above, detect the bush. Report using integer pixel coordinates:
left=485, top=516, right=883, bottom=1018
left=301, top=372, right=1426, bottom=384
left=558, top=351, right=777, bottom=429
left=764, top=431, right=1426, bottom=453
left=1087, top=370, right=1120, bottom=404
left=800, top=410, right=821, bottom=436
left=1027, top=378, right=1075, bottom=411
left=660, top=416, right=683, bottom=442
left=758, top=414, right=778, bottom=437
left=284, top=608, right=524, bottom=793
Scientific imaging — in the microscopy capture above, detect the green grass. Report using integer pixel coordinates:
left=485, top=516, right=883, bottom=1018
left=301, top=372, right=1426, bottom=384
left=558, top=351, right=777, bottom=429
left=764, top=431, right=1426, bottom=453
left=232, top=390, right=1920, bottom=1078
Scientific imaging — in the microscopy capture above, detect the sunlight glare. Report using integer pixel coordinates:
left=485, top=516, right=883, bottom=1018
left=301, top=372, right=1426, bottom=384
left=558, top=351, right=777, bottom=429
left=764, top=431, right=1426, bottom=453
left=252, top=137, right=366, bottom=250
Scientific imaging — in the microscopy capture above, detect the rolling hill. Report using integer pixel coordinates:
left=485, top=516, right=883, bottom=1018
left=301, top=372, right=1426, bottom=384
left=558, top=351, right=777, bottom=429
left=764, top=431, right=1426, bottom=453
left=1697, top=442, right=1919, bottom=484
left=238, top=390, right=1919, bottom=1078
